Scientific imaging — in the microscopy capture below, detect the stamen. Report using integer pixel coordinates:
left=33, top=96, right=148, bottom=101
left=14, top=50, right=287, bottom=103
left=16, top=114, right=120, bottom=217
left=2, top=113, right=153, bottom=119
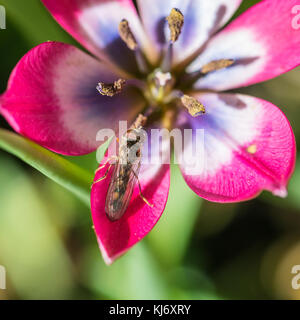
left=161, top=8, right=184, bottom=72
left=201, top=59, right=234, bottom=74
left=181, top=95, right=206, bottom=117
left=118, top=19, right=148, bottom=74
left=118, top=19, right=138, bottom=50
left=131, top=113, right=147, bottom=129
left=134, top=49, right=149, bottom=74
left=161, top=43, right=173, bottom=73
left=97, top=79, right=126, bottom=97
left=166, top=8, right=184, bottom=43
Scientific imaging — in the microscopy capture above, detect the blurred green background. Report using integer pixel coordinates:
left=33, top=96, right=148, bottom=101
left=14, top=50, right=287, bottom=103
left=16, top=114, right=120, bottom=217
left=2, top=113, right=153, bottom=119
left=0, top=0, right=300, bottom=300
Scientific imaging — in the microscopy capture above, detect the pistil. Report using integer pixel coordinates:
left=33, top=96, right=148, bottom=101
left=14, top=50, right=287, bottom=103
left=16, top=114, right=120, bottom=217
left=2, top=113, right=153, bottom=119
left=146, top=69, right=174, bottom=105
left=154, top=70, right=172, bottom=87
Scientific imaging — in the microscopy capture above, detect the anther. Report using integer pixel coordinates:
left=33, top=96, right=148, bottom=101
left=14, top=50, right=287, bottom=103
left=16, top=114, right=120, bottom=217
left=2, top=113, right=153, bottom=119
left=118, top=19, right=148, bottom=74
left=201, top=59, right=234, bottom=74
left=96, top=79, right=126, bottom=97
left=118, top=19, right=138, bottom=50
left=166, top=8, right=184, bottom=43
left=131, top=114, right=147, bottom=129
left=181, top=95, right=206, bottom=117
left=161, top=8, right=184, bottom=72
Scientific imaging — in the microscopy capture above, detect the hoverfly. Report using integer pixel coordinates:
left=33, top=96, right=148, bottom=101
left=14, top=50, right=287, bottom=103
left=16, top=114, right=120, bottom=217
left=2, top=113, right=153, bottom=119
left=94, top=115, right=153, bottom=222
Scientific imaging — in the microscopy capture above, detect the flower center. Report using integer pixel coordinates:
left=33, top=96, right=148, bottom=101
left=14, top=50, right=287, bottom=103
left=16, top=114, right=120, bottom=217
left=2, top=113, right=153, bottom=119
left=146, top=69, right=174, bottom=105
left=97, top=8, right=235, bottom=126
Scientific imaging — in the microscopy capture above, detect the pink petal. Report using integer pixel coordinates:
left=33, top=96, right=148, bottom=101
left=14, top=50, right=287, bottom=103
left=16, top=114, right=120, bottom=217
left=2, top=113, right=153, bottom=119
left=137, top=0, right=242, bottom=65
left=178, top=93, right=296, bottom=202
left=41, top=0, right=154, bottom=74
left=188, top=0, right=300, bottom=91
left=0, top=42, right=145, bottom=155
left=91, top=141, right=170, bottom=264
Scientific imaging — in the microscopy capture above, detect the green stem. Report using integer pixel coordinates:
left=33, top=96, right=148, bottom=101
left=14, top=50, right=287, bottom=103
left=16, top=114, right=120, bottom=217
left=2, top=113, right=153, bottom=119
left=0, top=129, right=93, bottom=206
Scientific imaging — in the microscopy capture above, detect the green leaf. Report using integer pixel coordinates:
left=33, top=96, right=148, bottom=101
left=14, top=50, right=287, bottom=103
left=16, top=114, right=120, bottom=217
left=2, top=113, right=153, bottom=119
left=0, top=129, right=93, bottom=206
left=83, top=243, right=169, bottom=299
left=0, top=158, right=74, bottom=299
left=1, top=0, right=76, bottom=45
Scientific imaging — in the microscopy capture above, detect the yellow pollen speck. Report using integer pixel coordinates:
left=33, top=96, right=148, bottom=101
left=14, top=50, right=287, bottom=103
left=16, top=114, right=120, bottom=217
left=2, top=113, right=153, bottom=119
left=113, top=192, right=119, bottom=201
left=97, top=79, right=126, bottom=97
left=118, top=19, right=138, bottom=50
left=166, top=8, right=184, bottom=43
left=181, top=95, right=205, bottom=117
left=247, top=144, right=257, bottom=154
left=201, top=59, right=234, bottom=74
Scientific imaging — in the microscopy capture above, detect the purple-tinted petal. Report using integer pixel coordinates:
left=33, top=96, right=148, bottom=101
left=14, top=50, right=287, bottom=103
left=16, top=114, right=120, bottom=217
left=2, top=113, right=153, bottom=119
left=137, top=0, right=242, bottom=65
left=42, top=0, right=154, bottom=74
left=0, top=42, right=145, bottom=155
left=188, top=0, right=300, bottom=91
left=178, top=93, right=296, bottom=202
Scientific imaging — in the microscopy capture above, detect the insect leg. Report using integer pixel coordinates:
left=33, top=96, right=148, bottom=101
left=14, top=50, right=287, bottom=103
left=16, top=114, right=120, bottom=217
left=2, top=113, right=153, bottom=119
left=93, top=164, right=113, bottom=186
left=133, top=171, right=154, bottom=208
left=95, top=156, right=118, bottom=174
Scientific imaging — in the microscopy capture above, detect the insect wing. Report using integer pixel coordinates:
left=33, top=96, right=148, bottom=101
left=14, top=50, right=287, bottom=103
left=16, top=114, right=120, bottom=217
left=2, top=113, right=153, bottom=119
left=105, top=160, right=141, bottom=221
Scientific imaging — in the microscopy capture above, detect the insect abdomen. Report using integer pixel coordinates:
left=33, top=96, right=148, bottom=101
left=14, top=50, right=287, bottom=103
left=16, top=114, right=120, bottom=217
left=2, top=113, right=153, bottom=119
left=105, top=162, right=139, bottom=221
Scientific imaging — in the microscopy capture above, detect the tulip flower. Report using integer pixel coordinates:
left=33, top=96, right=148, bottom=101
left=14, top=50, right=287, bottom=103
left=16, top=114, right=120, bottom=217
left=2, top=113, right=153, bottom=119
left=0, top=0, right=298, bottom=264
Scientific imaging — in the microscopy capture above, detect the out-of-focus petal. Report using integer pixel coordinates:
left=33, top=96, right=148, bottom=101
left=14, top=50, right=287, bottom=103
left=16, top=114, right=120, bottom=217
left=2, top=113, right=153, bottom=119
left=0, top=42, right=145, bottom=155
left=41, top=0, right=154, bottom=74
left=188, top=0, right=300, bottom=91
left=137, top=0, right=242, bottom=65
left=91, top=137, right=170, bottom=264
left=178, top=93, right=296, bottom=202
